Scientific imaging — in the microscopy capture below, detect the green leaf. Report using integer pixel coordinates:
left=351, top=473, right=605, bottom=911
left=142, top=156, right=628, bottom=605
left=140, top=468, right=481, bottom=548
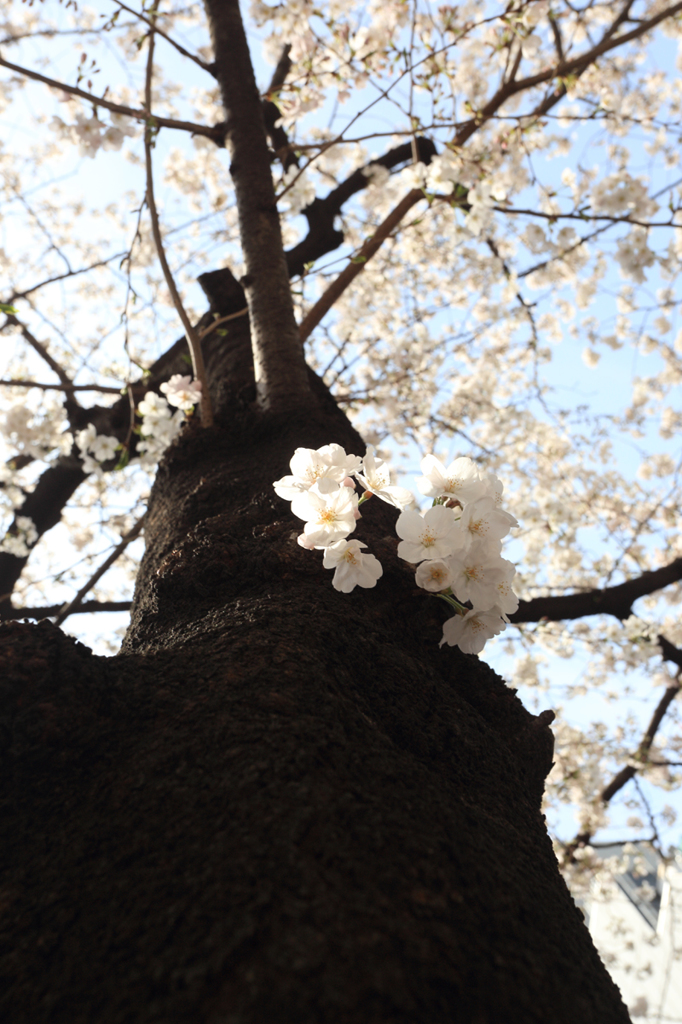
left=0, top=303, right=18, bottom=315
left=115, top=448, right=130, bottom=471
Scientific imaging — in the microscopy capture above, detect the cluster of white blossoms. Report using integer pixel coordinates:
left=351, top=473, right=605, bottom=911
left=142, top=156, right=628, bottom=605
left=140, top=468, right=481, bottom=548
left=0, top=515, right=38, bottom=558
left=137, top=376, right=202, bottom=465
left=274, top=443, right=412, bottom=591
left=49, top=112, right=136, bottom=159
left=159, top=374, right=202, bottom=411
left=136, top=391, right=184, bottom=467
left=76, top=423, right=120, bottom=474
left=73, top=377, right=201, bottom=474
left=1, top=376, right=202, bottom=559
left=274, top=445, right=519, bottom=655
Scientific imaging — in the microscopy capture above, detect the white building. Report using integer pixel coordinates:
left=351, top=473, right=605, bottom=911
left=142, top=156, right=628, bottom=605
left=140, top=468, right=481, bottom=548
left=584, top=843, right=682, bottom=1022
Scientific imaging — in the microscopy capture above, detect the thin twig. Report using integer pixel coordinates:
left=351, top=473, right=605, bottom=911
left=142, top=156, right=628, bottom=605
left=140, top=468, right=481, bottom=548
left=563, top=664, right=682, bottom=861
left=111, top=1, right=214, bottom=72
left=5, top=253, right=128, bottom=304
left=490, top=204, right=682, bottom=230
left=198, top=306, right=249, bottom=341
left=5, top=599, right=132, bottom=621
left=143, top=8, right=213, bottom=427
left=54, top=514, right=146, bottom=626
left=121, top=383, right=137, bottom=457
left=3, top=314, right=73, bottom=386
left=0, top=379, right=137, bottom=394
left=0, top=53, right=222, bottom=141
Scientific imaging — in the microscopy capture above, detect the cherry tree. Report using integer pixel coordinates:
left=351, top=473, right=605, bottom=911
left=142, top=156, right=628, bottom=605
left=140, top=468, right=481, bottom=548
left=2, top=0, right=682, bottom=1018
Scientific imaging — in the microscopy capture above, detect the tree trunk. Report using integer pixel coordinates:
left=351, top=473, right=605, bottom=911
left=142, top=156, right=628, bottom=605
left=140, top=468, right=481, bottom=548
left=0, top=306, right=630, bottom=1023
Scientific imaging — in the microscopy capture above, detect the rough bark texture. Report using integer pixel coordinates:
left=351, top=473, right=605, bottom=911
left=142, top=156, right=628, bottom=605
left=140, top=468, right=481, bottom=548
left=204, top=0, right=309, bottom=412
left=0, top=306, right=631, bottom=1024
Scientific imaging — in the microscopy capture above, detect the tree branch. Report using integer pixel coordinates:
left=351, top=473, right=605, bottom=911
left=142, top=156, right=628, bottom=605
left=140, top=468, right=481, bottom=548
left=54, top=513, right=146, bottom=626
left=286, top=137, right=437, bottom=279
left=0, top=457, right=88, bottom=619
left=563, top=658, right=681, bottom=861
left=600, top=676, right=680, bottom=803
left=299, top=187, right=426, bottom=343
left=0, top=53, right=223, bottom=142
left=0, top=270, right=249, bottom=613
left=262, top=44, right=298, bottom=173
left=5, top=253, right=128, bottom=304
left=511, top=557, right=682, bottom=624
left=458, top=0, right=682, bottom=144
left=204, top=0, right=310, bottom=414
left=143, top=15, right=213, bottom=428
left=0, top=379, right=136, bottom=394
left=6, top=599, right=132, bottom=620
left=296, top=0, right=669, bottom=345
left=111, top=1, right=214, bottom=73
left=3, top=314, right=73, bottom=386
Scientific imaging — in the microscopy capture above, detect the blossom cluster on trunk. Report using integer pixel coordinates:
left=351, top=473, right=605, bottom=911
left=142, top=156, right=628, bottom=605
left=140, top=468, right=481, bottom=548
left=275, top=445, right=519, bottom=654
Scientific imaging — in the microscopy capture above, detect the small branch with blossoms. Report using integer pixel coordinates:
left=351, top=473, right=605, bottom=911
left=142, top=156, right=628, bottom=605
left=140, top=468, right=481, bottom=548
left=273, top=446, right=519, bottom=656
left=143, top=17, right=213, bottom=429
left=0, top=53, right=222, bottom=142
left=71, top=375, right=202, bottom=475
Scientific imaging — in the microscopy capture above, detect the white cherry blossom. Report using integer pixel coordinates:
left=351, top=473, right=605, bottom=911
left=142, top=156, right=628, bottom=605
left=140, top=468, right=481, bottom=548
left=290, top=485, right=358, bottom=546
left=0, top=515, right=38, bottom=558
left=76, top=424, right=120, bottom=473
left=447, top=544, right=511, bottom=610
left=417, top=455, right=487, bottom=505
left=159, top=375, right=203, bottom=411
left=494, top=560, right=519, bottom=617
left=395, top=505, right=461, bottom=563
left=322, top=539, right=383, bottom=592
left=440, top=607, right=507, bottom=655
left=458, top=496, right=518, bottom=550
left=274, top=444, right=361, bottom=499
left=354, top=448, right=413, bottom=509
left=415, top=559, right=453, bottom=592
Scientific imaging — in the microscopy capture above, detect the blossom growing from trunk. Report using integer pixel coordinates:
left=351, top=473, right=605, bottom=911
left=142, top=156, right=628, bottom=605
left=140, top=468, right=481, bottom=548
left=291, top=485, right=358, bottom=546
left=159, top=375, right=202, bottom=411
left=275, top=444, right=517, bottom=656
left=76, top=424, right=120, bottom=473
left=415, top=559, right=453, bottom=592
left=440, top=607, right=507, bottom=654
left=354, top=448, right=413, bottom=509
left=322, top=539, right=383, bottom=592
left=480, top=471, right=505, bottom=507
left=458, top=497, right=518, bottom=551
left=138, top=391, right=173, bottom=423
left=274, top=444, right=361, bottom=500
left=396, top=505, right=462, bottom=563
left=447, top=544, right=512, bottom=610
left=137, top=393, right=183, bottom=467
left=417, top=455, right=487, bottom=504
left=0, top=515, right=38, bottom=558
left=494, top=562, right=519, bottom=617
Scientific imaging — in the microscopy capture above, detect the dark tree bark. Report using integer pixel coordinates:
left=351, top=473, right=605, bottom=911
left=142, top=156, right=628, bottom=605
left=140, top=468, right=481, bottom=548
left=204, top=0, right=309, bottom=413
left=0, top=3, right=633, bottom=1021
left=0, top=310, right=631, bottom=1023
